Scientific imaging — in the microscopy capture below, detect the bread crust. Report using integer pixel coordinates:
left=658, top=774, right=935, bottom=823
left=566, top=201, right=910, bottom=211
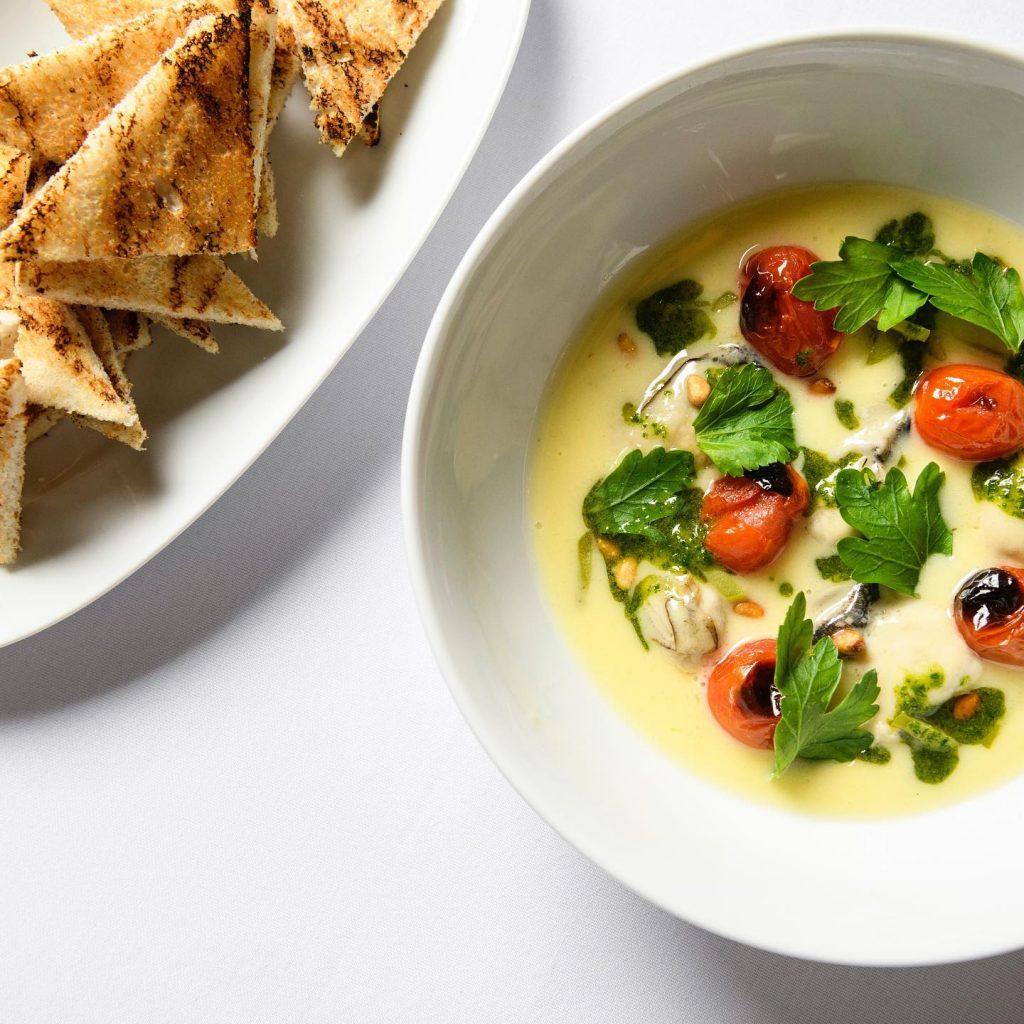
left=17, top=256, right=282, bottom=328
left=288, top=0, right=445, bottom=155
left=0, top=357, right=27, bottom=564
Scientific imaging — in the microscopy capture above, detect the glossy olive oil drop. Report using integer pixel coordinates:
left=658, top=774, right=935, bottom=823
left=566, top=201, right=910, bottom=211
left=530, top=183, right=1024, bottom=817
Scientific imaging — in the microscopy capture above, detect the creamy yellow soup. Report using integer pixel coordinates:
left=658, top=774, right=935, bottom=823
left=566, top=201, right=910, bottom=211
left=530, top=183, right=1024, bottom=817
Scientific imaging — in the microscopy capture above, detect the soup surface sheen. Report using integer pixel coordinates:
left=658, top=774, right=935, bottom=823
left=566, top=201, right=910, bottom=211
left=531, top=183, right=1024, bottom=817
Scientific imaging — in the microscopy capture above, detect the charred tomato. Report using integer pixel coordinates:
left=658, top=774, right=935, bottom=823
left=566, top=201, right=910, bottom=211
left=739, top=245, right=842, bottom=377
left=707, top=639, right=780, bottom=749
left=701, top=463, right=809, bottom=574
left=914, top=364, right=1024, bottom=461
left=954, top=566, right=1024, bottom=668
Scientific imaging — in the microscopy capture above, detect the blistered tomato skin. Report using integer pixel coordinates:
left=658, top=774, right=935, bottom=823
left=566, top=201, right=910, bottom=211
left=707, top=639, right=780, bottom=749
left=739, top=245, right=842, bottom=377
left=702, top=463, right=809, bottom=574
left=914, top=364, right=1024, bottom=461
left=954, top=566, right=1024, bottom=667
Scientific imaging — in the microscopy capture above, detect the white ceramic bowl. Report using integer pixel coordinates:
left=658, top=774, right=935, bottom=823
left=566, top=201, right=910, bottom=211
left=403, top=34, right=1024, bottom=966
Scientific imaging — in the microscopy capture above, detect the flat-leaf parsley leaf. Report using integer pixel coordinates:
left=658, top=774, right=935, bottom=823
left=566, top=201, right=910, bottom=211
left=773, top=593, right=881, bottom=777
left=834, top=462, right=953, bottom=597
left=793, top=231, right=1024, bottom=352
left=692, top=364, right=799, bottom=476
left=790, top=237, right=927, bottom=333
left=582, top=448, right=695, bottom=537
left=888, top=252, right=1024, bottom=353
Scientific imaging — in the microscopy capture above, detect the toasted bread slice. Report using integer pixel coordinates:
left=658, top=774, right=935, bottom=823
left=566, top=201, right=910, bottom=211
left=70, top=306, right=146, bottom=449
left=47, top=0, right=293, bottom=212
left=106, top=309, right=152, bottom=354
left=0, top=13, right=256, bottom=261
left=288, top=0, right=444, bottom=155
left=0, top=4, right=231, bottom=183
left=0, top=145, right=29, bottom=226
left=17, top=256, right=282, bottom=329
left=153, top=315, right=219, bottom=355
left=14, top=297, right=137, bottom=424
left=21, top=305, right=151, bottom=446
left=0, top=358, right=27, bottom=564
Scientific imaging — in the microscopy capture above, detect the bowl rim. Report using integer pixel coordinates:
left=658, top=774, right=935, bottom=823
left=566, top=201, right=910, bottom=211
left=401, top=29, right=1024, bottom=966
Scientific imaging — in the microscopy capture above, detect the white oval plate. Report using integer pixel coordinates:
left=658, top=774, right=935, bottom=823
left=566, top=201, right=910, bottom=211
left=0, top=0, right=529, bottom=647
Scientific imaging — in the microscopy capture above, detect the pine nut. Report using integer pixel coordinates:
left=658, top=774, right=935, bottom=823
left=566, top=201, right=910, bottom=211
left=614, top=557, right=638, bottom=590
left=734, top=600, right=764, bottom=618
left=831, top=627, right=865, bottom=657
left=953, top=691, right=982, bottom=721
left=617, top=332, right=637, bottom=355
left=686, top=375, right=711, bottom=408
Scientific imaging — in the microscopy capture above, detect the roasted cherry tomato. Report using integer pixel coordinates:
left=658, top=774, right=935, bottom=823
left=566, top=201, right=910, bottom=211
left=914, top=364, right=1024, bottom=461
left=707, top=639, right=780, bottom=749
left=954, top=566, right=1024, bottom=667
left=739, top=245, right=842, bottom=377
left=702, top=463, right=809, bottom=574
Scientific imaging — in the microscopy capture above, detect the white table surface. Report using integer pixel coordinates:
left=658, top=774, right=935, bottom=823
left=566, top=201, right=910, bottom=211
left=4, top=2, right=1024, bottom=1020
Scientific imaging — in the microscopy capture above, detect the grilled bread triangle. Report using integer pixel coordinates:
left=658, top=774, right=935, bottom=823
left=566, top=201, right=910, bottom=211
left=0, top=13, right=256, bottom=261
left=0, top=357, right=27, bottom=564
left=14, top=297, right=138, bottom=424
left=69, top=306, right=146, bottom=449
left=0, top=3, right=233, bottom=184
left=20, top=311, right=150, bottom=448
left=6, top=5, right=277, bottom=365
left=47, top=0, right=291, bottom=222
left=288, top=0, right=444, bottom=155
left=17, top=256, right=282, bottom=329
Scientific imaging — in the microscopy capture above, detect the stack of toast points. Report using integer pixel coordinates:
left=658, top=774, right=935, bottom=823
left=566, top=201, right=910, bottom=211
left=0, top=0, right=445, bottom=564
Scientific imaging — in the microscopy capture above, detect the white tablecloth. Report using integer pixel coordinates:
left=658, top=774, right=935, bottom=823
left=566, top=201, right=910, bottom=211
left=4, top=2, right=1024, bottom=1020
